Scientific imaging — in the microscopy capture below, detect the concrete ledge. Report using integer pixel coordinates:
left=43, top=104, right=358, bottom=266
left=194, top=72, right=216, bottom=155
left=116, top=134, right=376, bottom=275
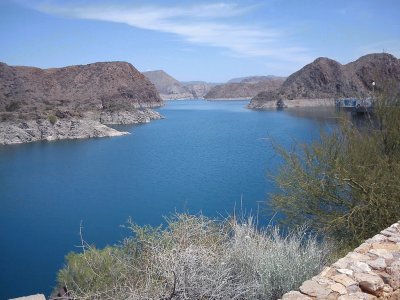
left=281, top=221, right=400, bottom=299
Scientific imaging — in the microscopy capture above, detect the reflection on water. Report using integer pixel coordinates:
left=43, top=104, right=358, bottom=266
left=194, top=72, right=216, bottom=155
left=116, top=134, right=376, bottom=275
left=286, top=107, right=341, bottom=123
left=285, top=107, right=373, bottom=128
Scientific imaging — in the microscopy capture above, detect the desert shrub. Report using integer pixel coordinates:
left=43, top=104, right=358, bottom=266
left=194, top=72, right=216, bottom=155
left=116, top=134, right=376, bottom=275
left=56, top=213, right=330, bottom=300
left=48, top=114, right=57, bottom=125
left=270, top=84, right=400, bottom=249
left=224, top=217, right=330, bottom=300
left=57, top=246, right=129, bottom=298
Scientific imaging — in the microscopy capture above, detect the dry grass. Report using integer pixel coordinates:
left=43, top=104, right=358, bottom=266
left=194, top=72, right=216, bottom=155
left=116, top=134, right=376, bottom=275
left=57, top=213, right=331, bottom=300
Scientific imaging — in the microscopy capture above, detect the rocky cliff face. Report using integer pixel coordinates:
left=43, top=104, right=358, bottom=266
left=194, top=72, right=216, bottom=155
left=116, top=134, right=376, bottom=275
left=249, top=53, right=400, bottom=109
left=0, top=61, right=163, bottom=144
left=1, top=118, right=129, bottom=145
left=205, top=76, right=285, bottom=99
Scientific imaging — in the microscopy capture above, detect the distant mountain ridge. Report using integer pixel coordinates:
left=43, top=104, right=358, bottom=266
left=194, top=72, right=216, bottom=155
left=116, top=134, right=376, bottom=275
left=181, top=81, right=219, bottom=98
left=143, top=70, right=218, bottom=99
left=249, top=53, right=400, bottom=109
left=143, top=70, right=286, bottom=100
left=228, top=75, right=285, bottom=84
left=0, top=61, right=163, bottom=144
left=204, top=76, right=286, bottom=99
left=143, top=70, right=196, bottom=100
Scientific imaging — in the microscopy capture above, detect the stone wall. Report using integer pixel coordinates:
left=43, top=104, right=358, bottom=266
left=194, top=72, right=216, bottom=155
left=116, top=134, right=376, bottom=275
left=281, top=221, right=400, bottom=300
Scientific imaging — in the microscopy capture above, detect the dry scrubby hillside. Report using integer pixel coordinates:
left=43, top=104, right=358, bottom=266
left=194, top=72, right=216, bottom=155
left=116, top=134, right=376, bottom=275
left=249, top=53, right=400, bottom=109
left=0, top=61, right=163, bottom=144
left=0, top=61, right=162, bottom=118
left=205, top=76, right=285, bottom=99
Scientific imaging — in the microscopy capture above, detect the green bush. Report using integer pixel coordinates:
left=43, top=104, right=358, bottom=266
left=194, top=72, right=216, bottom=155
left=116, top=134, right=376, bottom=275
left=270, top=86, right=400, bottom=248
left=58, top=246, right=128, bottom=297
left=48, top=114, right=57, bottom=125
left=56, top=213, right=331, bottom=300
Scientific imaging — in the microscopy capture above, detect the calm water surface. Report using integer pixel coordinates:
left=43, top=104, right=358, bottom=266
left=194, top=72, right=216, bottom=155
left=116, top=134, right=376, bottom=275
left=0, top=100, right=331, bottom=298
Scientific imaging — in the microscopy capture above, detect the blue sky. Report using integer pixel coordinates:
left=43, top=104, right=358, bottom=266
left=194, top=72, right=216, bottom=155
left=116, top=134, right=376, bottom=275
left=0, top=0, right=399, bottom=82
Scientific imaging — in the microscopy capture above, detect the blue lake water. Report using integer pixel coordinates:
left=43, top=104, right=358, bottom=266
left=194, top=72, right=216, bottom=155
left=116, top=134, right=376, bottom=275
left=0, top=100, right=333, bottom=299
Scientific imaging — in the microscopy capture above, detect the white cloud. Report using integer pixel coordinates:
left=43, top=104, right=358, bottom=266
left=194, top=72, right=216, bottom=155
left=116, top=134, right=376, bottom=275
left=31, top=1, right=312, bottom=63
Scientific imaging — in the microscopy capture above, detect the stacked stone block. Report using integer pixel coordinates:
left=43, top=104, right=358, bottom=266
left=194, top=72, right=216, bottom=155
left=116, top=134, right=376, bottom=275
left=281, top=222, right=400, bottom=300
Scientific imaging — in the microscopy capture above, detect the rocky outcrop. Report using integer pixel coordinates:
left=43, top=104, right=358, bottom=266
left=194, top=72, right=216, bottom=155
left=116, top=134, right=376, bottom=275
left=249, top=53, right=400, bottom=109
left=0, top=118, right=128, bottom=145
left=143, top=70, right=195, bottom=100
left=281, top=221, right=400, bottom=300
left=0, top=61, right=163, bottom=144
left=204, top=76, right=285, bottom=99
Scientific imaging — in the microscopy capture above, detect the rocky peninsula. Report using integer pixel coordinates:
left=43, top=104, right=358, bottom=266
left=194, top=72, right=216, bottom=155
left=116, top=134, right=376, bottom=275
left=249, top=53, right=400, bottom=109
left=0, top=61, right=163, bottom=145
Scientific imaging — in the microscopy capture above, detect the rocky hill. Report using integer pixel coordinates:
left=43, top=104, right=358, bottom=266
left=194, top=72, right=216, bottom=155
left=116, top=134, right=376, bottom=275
left=204, top=76, right=285, bottom=99
left=181, top=81, right=218, bottom=98
left=249, top=53, right=400, bottom=109
left=0, top=61, right=163, bottom=144
left=143, top=70, right=195, bottom=100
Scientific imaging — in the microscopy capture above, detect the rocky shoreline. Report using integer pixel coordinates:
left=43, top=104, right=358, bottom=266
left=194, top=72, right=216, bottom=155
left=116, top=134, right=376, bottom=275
left=99, top=108, right=162, bottom=124
left=248, top=53, right=400, bottom=110
left=0, top=61, right=165, bottom=145
left=248, top=98, right=335, bottom=109
left=0, top=109, right=162, bottom=145
left=206, top=97, right=252, bottom=101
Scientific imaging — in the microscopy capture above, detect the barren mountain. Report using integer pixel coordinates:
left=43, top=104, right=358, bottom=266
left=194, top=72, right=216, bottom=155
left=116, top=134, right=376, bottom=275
left=228, top=75, right=285, bottom=84
left=143, top=70, right=195, bottom=100
left=204, top=77, right=285, bottom=99
left=181, top=81, right=218, bottom=98
left=249, top=53, right=400, bottom=109
left=0, top=61, right=163, bottom=144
